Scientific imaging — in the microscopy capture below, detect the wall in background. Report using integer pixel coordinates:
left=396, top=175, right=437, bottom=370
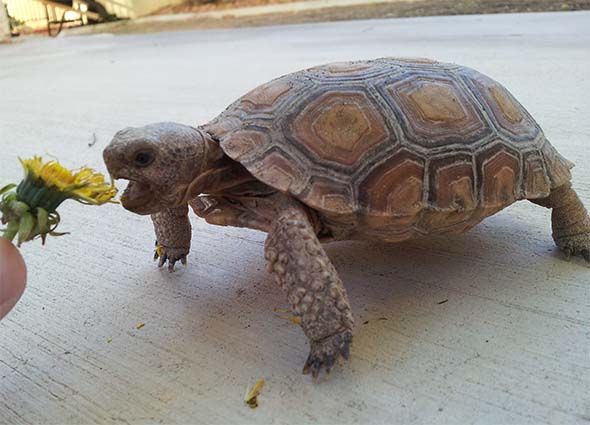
left=3, top=0, right=135, bottom=32
left=130, top=0, right=184, bottom=16
left=1, top=2, right=11, bottom=40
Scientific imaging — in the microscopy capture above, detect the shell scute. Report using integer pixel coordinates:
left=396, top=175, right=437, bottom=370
left=540, top=141, right=574, bottom=188
left=239, top=77, right=293, bottom=113
left=522, top=150, right=551, bottom=198
left=247, top=149, right=306, bottom=193
left=428, top=154, right=477, bottom=211
left=358, top=148, right=425, bottom=218
left=300, top=178, right=356, bottom=215
left=220, top=129, right=270, bottom=162
left=376, top=73, right=493, bottom=149
left=458, top=68, right=541, bottom=144
left=290, top=88, right=394, bottom=168
left=476, top=143, right=522, bottom=212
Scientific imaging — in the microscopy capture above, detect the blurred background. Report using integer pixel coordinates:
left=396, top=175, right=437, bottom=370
left=2, top=0, right=590, bottom=37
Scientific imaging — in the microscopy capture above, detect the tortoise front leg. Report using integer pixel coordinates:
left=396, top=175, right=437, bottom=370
left=264, top=203, right=354, bottom=377
left=530, top=183, right=590, bottom=262
left=151, top=205, right=191, bottom=271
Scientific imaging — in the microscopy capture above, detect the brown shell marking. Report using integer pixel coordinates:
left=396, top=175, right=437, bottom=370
left=479, top=145, right=520, bottom=209
left=489, top=86, right=523, bottom=124
left=459, top=70, right=540, bottom=142
left=523, top=150, right=551, bottom=198
left=383, top=75, right=491, bottom=148
left=359, top=150, right=425, bottom=222
left=301, top=179, right=355, bottom=215
left=408, top=84, right=467, bottom=122
left=240, top=79, right=292, bottom=112
left=419, top=155, right=477, bottom=232
left=292, top=90, right=391, bottom=167
left=208, top=58, right=573, bottom=239
left=247, top=150, right=305, bottom=193
left=220, top=130, right=270, bottom=161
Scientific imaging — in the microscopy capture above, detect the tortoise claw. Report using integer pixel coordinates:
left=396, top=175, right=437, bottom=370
left=558, top=236, right=590, bottom=264
left=153, top=244, right=189, bottom=272
left=302, top=330, right=352, bottom=379
left=158, top=252, right=168, bottom=268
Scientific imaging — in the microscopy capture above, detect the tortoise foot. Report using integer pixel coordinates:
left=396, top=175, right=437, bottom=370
left=557, top=233, right=590, bottom=263
left=302, top=329, right=352, bottom=378
left=154, top=241, right=188, bottom=272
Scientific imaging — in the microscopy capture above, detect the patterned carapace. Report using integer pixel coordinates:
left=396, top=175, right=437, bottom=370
left=204, top=58, right=573, bottom=242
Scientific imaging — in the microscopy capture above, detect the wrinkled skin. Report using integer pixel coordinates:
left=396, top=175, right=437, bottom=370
left=103, top=121, right=590, bottom=379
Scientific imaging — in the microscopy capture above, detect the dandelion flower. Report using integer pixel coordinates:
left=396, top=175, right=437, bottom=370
left=0, top=156, right=117, bottom=246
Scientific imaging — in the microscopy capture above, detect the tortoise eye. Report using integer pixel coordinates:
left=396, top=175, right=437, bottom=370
left=134, top=151, right=153, bottom=167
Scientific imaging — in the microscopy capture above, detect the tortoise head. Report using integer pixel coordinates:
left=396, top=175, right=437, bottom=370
left=103, top=122, right=211, bottom=215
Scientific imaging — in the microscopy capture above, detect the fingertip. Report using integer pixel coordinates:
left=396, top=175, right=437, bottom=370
left=0, top=238, right=27, bottom=320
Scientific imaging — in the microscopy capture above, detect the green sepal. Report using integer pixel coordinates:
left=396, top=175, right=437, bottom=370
left=34, top=208, right=50, bottom=245
left=2, top=192, right=17, bottom=204
left=8, top=200, right=30, bottom=217
left=35, top=207, right=49, bottom=233
left=49, top=230, right=69, bottom=238
left=0, top=184, right=16, bottom=196
left=1, top=220, right=20, bottom=242
left=17, top=212, right=35, bottom=246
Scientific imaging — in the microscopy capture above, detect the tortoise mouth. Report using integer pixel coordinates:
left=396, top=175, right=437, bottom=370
left=119, top=179, right=153, bottom=211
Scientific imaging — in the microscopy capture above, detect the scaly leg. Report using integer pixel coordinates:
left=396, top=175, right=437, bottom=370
left=530, top=183, right=590, bottom=262
left=151, top=205, right=191, bottom=271
left=264, top=201, right=354, bottom=377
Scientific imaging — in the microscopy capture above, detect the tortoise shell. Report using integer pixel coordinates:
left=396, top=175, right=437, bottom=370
left=204, top=58, right=574, bottom=241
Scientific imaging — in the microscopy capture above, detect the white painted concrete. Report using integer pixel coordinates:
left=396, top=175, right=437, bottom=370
left=0, top=11, right=589, bottom=424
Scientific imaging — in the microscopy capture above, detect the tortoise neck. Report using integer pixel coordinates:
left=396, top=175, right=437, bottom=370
left=195, top=127, right=225, bottom=175
left=184, top=130, right=253, bottom=202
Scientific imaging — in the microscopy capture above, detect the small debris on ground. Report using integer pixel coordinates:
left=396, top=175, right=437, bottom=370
left=135, top=323, right=146, bottom=330
left=88, top=133, right=97, bottom=147
left=363, top=317, right=387, bottom=325
left=273, top=307, right=301, bottom=325
left=277, top=315, right=301, bottom=325
left=273, top=307, right=290, bottom=313
left=107, top=338, right=113, bottom=343
left=437, top=299, right=449, bottom=305
left=244, top=379, right=265, bottom=408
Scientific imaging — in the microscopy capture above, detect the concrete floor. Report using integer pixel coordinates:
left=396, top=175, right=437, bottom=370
left=1, top=11, right=590, bottom=424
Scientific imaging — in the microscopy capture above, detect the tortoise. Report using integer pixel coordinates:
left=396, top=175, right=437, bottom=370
left=103, top=57, right=590, bottom=378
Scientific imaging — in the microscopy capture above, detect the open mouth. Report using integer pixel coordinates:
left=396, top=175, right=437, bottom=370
left=119, top=179, right=153, bottom=210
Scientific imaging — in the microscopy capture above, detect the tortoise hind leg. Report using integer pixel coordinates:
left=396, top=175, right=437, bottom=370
left=530, top=183, right=590, bottom=262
